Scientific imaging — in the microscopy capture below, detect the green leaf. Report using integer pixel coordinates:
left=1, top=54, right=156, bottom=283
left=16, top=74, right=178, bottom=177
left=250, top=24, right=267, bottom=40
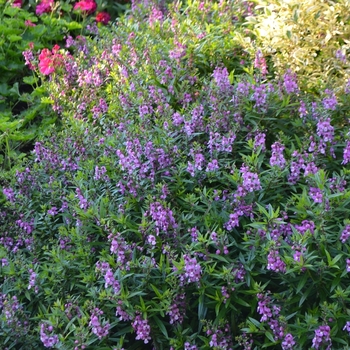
left=265, top=331, right=276, bottom=343
left=150, top=284, right=163, bottom=299
left=41, top=97, right=54, bottom=104
left=152, top=315, right=168, bottom=339
left=23, top=76, right=39, bottom=85
left=66, top=21, right=83, bottom=30
left=248, top=317, right=261, bottom=329
left=8, top=34, right=22, bottom=42
left=296, top=273, right=308, bottom=294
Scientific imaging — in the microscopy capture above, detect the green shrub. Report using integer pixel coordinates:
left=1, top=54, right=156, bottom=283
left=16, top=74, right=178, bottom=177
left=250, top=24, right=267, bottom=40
left=241, top=0, right=350, bottom=94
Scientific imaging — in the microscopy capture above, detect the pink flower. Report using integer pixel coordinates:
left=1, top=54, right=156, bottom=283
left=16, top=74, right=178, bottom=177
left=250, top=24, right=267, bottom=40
left=96, top=11, right=111, bottom=24
left=38, top=45, right=63, bottom=75
left=25, top=20, right=36, bottom=27
left=35, top=0, right=54, bottom=15
left=12, top=0, right=22, bottom=7
left=74, top=0, right=97, bottom=14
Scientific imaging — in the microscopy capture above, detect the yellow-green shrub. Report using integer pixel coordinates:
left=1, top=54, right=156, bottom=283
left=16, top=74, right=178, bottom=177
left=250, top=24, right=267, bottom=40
left=243, top=0, right=350, bottom=93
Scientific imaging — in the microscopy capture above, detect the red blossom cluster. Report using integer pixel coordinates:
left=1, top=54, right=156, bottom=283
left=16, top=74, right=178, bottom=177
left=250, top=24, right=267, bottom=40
left=95, top=11, right=111, bottom=24
left=12, top=0, right=111, bottom=25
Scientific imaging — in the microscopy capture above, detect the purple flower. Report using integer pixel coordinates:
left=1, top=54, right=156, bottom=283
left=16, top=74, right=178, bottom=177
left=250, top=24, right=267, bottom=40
left=257, top=293, right=280, bottom=322
left=322, top=89, right=337, bottom=110
left=336, top=49, right=347, bottom=63
left=283, top=70, right=299, bottom=94
left=28, top=269, right=38, bottom=293
left=299, top=100, right=307, bottom=118
left=311, top=325, right=331, bottom=350
left=343, top=321, right=350, bottom=334
left=236, top=81, right=250, bottom=97
left=75, top=188, right=89, bottom=210
left=270, top=142, right=286, bottom=168
left=317, top=117, right=334, bottom=143
left=309, top=187, right=323, bottom=204
left=147, top=234, right=156, bottom=246
left=225, top=211, right=242, bottom=230
left=206, top=159, right=219, bottom=172
left=252, top=84, right=268, bottom=111
left=212, top=66, right=232, bottom=93
left=147, top=201, right=178, bottom=235
left=254, top=132, right=266, bottom=151
left=267, top=250, right=286, bottom=273
left=89, top=308, right=110, bottom=340
left=3, top=188, right=15, bottom=203
left=40, top=323, right=59, bottom=348
left=342, top=141, right=350, bottom=165
left=182, top=255, right=201, bottom=284
left=132, top=313, right=151, bottom=344
left=346, top=258, right=350, bottom=272
left=340, top=225, right=350, bottom=243
left=166, top=293, right=185, bottom=324
left=240, top=164, right=262, bottom=192
left=304, top=162, right=318, bottom=177
left=282, top=333, right=296, bottom=349
left=47, top=207, right=58, bottom=216
left=295, top=220, right=315, bottom=235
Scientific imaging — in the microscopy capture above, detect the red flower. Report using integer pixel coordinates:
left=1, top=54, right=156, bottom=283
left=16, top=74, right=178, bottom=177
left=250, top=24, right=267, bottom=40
left=95, top=11, right=111, bottom=25
left=74, top=0, right=97, bottom=14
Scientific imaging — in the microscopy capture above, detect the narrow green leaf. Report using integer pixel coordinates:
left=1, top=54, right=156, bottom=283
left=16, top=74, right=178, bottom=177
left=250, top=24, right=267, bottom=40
left=153, top=315, right=168, bottom=339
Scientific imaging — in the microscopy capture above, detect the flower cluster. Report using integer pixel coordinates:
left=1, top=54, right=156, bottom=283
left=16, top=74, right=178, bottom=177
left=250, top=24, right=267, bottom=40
left=180, top=255, right=202, bottom=285
left=283, top=70, right=299, bottom=94
left=36, top=0, right=54, bottom=15
left=40, top=323, right=59, bottom=348
left=89, top=308, right=110, bottom=340
left=311, top=325, right=332, bottom=350
left=269, top=142, right=286, bottom=168
left=309, top=187, right=323, bottom=204
left=28, top=269, right=38, bottom=294
left=240, top=164, right=262, bottom=193
left=96, top=11, right=111, bottom=25
left=340, top=225, right=350, bottom=243
left=95, top=261, right=120, bottom=294
left=38, top=45, right=65, bottom=75
left=166, top=293, right=185, bottom=324
left=131, top=313, right=152, bottom=344
left=281, top=333, right=296, bottom=349
left=267, top=249, right=286, bottom=273
left=212, top=66, right=232, bottom=93
left=147, top=201, right=178, bottom=235
left=74, top=0, right=97, bottom=14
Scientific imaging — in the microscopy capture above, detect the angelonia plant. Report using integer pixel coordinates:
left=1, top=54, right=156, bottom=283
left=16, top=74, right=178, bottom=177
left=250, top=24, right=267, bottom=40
left=1, top=0, right=350, bottom=349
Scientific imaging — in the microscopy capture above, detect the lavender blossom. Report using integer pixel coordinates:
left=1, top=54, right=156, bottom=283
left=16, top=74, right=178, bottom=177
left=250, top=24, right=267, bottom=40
left=270, top=142, right=286, bottom=168
left=132, top=313, right=151, bottom=344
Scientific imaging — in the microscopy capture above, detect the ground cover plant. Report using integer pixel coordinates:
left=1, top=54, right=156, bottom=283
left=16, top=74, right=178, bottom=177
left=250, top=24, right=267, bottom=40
left=1, top=0, right=350, bottom=349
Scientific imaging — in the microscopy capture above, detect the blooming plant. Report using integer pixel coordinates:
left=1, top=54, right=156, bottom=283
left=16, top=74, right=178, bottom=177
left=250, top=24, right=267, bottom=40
left=2, top=0, right=350, bottom=349
left=0, top=0, right=125, bottom=171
